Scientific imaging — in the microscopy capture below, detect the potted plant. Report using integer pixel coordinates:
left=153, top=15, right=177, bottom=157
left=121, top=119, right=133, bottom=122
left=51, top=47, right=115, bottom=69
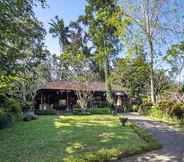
left=119, top=116, right=128, bottom=126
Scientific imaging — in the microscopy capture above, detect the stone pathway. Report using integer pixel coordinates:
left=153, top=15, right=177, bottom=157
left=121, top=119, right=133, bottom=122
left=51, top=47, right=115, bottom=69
left=117, top=113, right=184, bottom=162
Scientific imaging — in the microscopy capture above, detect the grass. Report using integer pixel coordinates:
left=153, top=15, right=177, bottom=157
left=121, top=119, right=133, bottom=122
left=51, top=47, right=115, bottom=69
left=0, top=115, right=160, bottom=162
left=130, top=123, right=161, bottom=150
left=147, top=116, right=184, bottom=132
left=145, top=108, right=184, bottom=132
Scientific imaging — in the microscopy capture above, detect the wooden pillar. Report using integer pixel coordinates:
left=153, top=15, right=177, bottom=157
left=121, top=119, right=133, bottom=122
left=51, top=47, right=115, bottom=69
left=117, top=95, right=122, bottom=107
left=48, top=95, right=50, bottom=105
left=66, top=91, right=69, bottom=112
left=40, top=93, right=43, bottom=110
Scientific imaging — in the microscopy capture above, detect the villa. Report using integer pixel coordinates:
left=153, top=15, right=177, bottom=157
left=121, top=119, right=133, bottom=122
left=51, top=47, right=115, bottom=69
left=34, top=80, right=127, bottom=111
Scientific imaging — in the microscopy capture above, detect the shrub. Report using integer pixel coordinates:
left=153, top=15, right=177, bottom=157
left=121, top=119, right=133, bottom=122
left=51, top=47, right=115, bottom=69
left=5, top=98, right=22, bottom=120
left=157, top=101, right=174, bottom=115
left=142, top=96, right=151, bottom=104
left=35, top=109, right=57, bottom=115
left=5, top=98, right=21, bottom=112
left=180, top=85, right=184, bottom=93
left=119, top=117, right=128, bottom=126
left=0, top=110, right=13, bottom=129
left=64, top=148, right=122, bottom=162
left=123, top=102, right=132, bottom=112
left=0, top=94, right=7, bottom=106
left=147, top=106, right=164, bottom=119
left=130, top=97, right=143, bottom=105
left=73, top=105, right=81, bottom=113
left=0, top=96, right=23, bottom=129
left=21, top=101, right=33, bottom=112
left=144, top=101, right=184, bottom=122
left=138, top=102, right=152, bottom=114
left=170, top=103, right=184, bottom=121
left=132, top=105, right=140, bottom=112
left=72, top=105, right=92, bottom=115
left=23, top=111, right=38, bottom=121
left=73, top=111, right=91, bottom=115
left=88, top=107, right=111, bottom=114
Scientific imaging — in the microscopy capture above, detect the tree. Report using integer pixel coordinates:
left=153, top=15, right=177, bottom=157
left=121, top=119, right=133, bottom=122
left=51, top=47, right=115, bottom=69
left=75, top=72, right=96, bottom=112
left=165, top=41, right=184, bottom=87
left=112, top=47, right=150, bottom=97
left=0, top=0, right=46, bottom=95
left=55, top=18, right=102, bottom=81
left=49, top=16, right=70, bottom=52
left=49, top=16, right=73, bottom=79
left=80, top=0, right=130, bottom=107
left=153, top=69, right=171, bottom=102
left=121, top=0, right=184, bottom=104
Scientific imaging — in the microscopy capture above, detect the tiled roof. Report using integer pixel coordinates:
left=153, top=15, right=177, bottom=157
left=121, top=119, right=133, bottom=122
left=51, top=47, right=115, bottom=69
left=40, top=80, right=124, bottom=92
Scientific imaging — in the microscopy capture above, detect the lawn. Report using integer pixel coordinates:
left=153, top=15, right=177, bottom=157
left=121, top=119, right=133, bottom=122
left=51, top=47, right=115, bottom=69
left=0, top=115, right=159, bottom=162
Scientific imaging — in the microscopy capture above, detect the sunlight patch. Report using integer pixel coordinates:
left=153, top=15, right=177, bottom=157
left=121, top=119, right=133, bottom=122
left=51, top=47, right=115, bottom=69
left=65, top=142, right=84, bottom=154
left=98, top=132, right=115, bottom=142
left=54, top=121, right=71, bottom=128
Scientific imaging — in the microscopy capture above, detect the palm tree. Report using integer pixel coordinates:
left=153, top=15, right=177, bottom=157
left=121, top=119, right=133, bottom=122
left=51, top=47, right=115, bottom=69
left=49, top=16, right=71, bottom=79
left=49, top=16, right=70, bottom=52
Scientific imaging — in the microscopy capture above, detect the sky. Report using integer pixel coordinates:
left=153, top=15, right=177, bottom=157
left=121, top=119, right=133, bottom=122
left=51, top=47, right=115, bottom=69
left=34, top=0, right=86, bottom=55
left=34, top=0, right=184, bottom=82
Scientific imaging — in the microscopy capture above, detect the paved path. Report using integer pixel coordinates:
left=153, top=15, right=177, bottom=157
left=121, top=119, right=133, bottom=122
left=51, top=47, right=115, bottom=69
left=117, top=113, right=184, bottom=162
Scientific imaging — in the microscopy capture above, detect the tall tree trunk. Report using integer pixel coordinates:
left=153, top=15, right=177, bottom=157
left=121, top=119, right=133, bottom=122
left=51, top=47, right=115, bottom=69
left=104, top=56, right=114, bottom=107
left=150, top=43, right=155, bottom=104
left=147, top=24, right=156, bottom=104
left=144, top=0, right=156, bottom=104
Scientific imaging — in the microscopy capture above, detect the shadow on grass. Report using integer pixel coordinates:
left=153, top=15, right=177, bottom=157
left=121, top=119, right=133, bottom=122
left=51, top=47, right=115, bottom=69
left=0, top=115, right=162, bottom=162
left=53, top=115, right=157, bottom=161
left=117, top=114, right=184, bottom=162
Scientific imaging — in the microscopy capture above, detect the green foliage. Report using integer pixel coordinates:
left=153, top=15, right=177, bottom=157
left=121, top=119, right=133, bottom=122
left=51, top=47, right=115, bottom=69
left=73, top=107, right=111, bottom=115
left=0, top=109, right=6, bottom=122
left=0, top=93, right=7, bottom=106
left=142, top=96, right=152, bottom=104
left=0, top=0, right=50, bottom=114
left=165, top=41, right=184, bottom=84
left=153, top=70, right=172, bottom=98
left=80, top=0, right=130, bottom=105
left=6, top=98, right=21, bottom=114
left=144, top=101, right=184, bottom=122
left=170, top=103, right=184, bottom=120
left=0, top=95, right=22, bottom=124
left=64, top=148, right=122, bottom=162
left=0, top=111, right=13, bottom=129
left=73, top=106, right=92, bottom=115
left=132, top=105, right=140, bottom=112
left=119, top=117, right=128, bottom=126
left=35, top=108, right=57, bottom=115
left=123, top=102, right=132, bottom=112
left=21, top=101, right=33, bottom=112
left=147, top=106, right=164, bottom=119
left=89, top=107, right=111, bottom=114
left=0, top=0, right=47, bottom=91
left=112, top=51, right=150, bottom=97
left=180, top=85, right=184, bottom=93
left=130, top=123, right=161, bottom=150
left=49, top=16, right=70, bottom=52
left=138, top=101, right=153, bottom=114
left=73, top=104, right=81, bottom=112
left=157, top=101, right=175, bottom=115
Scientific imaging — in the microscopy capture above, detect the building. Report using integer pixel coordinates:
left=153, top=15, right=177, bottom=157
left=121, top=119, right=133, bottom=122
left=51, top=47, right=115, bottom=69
left=34, top=80, right=127, bottom=112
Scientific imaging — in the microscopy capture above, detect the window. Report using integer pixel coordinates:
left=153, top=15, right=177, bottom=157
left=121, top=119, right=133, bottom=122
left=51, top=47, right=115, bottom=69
left=59, top=99, right=66, bottom=106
